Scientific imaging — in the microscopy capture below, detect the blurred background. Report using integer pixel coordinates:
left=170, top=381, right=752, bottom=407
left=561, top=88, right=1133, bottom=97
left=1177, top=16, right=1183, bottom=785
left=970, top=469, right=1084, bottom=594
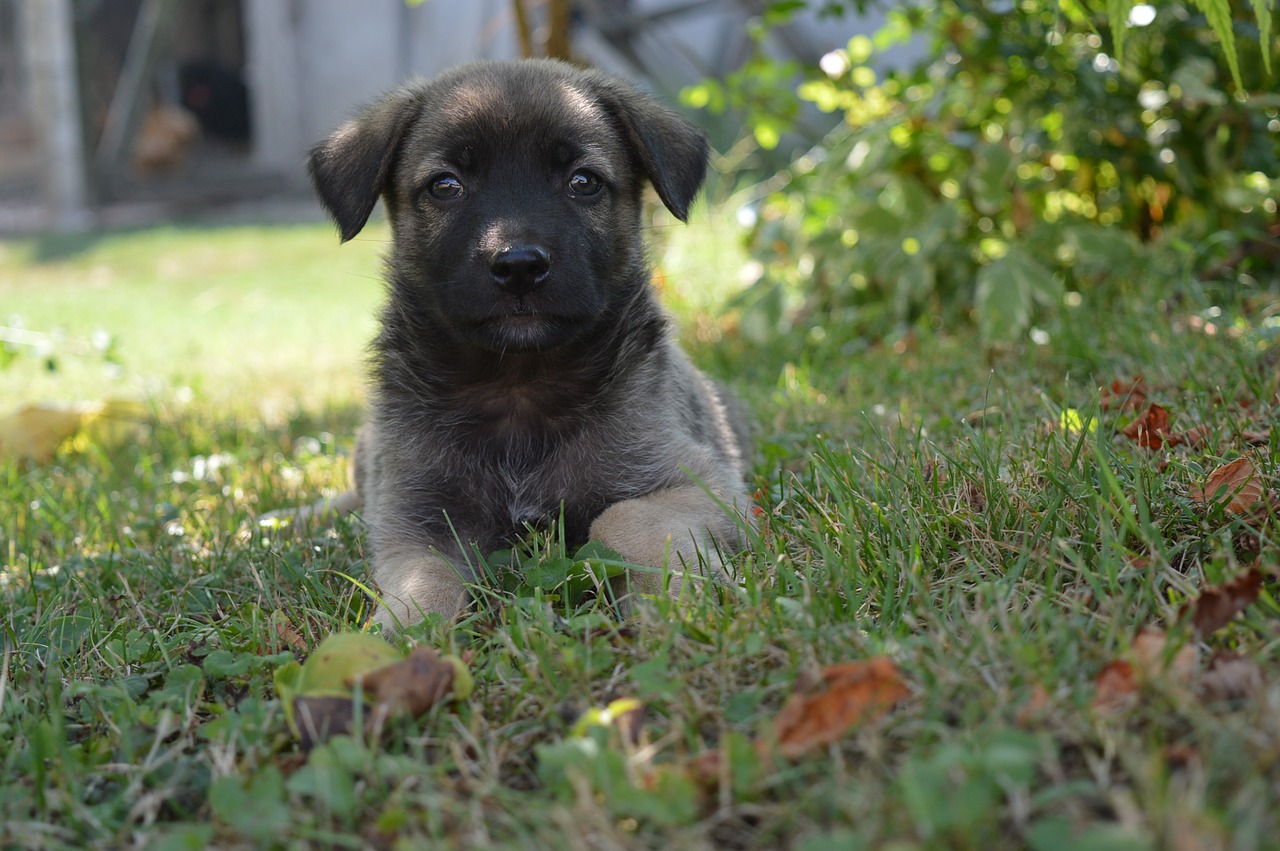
left=1, top=0, right=1276, bottom=419
left=0, top=0, right=911, bottom=233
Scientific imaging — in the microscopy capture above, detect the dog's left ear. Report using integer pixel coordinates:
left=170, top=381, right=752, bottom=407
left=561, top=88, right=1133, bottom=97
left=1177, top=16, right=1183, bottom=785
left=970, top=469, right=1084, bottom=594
left=308, top=88, right=423, bottom=242
left=596, top=80, right=710, bottom=223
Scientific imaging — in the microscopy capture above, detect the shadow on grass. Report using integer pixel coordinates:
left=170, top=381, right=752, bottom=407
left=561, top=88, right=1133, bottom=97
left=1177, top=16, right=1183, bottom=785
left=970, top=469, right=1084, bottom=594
left=21, top=203, right=341, bottom=264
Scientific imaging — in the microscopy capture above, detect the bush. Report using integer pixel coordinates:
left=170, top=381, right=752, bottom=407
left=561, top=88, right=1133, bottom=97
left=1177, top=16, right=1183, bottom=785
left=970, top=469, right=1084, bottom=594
left=689, top=0, right=1279, bottom=345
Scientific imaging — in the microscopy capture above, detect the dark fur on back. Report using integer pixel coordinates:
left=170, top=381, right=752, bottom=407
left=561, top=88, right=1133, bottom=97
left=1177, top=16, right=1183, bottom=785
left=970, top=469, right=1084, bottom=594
left=305, top=60, right=748, bottom=629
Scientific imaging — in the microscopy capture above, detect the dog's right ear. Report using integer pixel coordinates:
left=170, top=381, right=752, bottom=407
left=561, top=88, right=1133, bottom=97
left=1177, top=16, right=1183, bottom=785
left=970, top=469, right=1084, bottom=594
left=308, top=90, right=422, bottom=242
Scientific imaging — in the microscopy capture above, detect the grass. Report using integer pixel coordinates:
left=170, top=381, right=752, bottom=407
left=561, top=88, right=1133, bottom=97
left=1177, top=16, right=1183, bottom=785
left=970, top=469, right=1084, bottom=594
left=2, top=203, right=1278, bottom=850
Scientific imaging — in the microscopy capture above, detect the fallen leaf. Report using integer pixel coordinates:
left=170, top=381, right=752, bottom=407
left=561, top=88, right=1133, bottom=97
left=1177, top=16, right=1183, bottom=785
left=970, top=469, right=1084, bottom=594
left=1198, top=650, right=1263, bottom=702
left=272, top=609, right=309, bottom=654
left=291, top=695, right=361, bottom=750
left=359, top=646, right=462, bottom=718
left=1176, top=424, right=1211, bottom=448
left=772, top=657, right=908, bottom=759
left=0, top=404, right=92, bottom=462
left=1091, top=627, right=1197, bottom=716
left=1178, top=568, right=1264, bottom=638
left=1130, top=626, right=1197, bottom=683
left=0, top=400, right=145, bottom=463
left=1189, top=456, right=1266, bottom=515
left=1057, top=408, right=1097, bottom=435
left=1101, top=377, right=1149, bottom=413
left=1164, top=743, right=1199, bottom=769
left=1092, top=660, right=1138, bottom=716
left=1241, top=430, right=1270, bottom=446
left=1015, top=683, right=1053, bottom=727
left=686, top=750, right=724, bottom=790
left=570, top=697, right=646, bottom=745
left=273, top=632, right=402, bottom=748
left=1167, top=815, right=1228, bottom=851
left=299, top=632, right=402, bottom=694
left=1121, top=403, right=1180, bottom=450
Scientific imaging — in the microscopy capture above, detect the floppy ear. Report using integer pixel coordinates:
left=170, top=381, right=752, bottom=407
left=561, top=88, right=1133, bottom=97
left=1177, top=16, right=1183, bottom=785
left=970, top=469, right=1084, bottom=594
left=308, top=89, right=423, bottom=242
left=595, top=79, right=709, bottom=222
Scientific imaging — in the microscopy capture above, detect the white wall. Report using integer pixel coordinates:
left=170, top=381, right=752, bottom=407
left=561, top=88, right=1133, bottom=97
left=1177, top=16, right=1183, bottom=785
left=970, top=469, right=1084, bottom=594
left=243, top=0, right=926, bottom=184
left=245, top=0, right=517, bottom=181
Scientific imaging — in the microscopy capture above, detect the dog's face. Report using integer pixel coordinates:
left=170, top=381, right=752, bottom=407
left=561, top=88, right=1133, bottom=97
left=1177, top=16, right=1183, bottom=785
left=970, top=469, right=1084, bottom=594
left=308, top=61, right=709, bottom=354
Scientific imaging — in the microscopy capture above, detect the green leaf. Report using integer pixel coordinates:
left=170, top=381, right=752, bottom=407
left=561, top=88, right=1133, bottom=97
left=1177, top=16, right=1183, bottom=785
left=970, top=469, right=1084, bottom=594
left=629, top=654, right=682, bottom=698
left=975, top=248, right=1058, bottom=342
left=287, top=745, right=358, bottom=820
left=210, top=767, right=289, bottom=844
left=1252, top=0, right=1274, bottom=76
left=1189, top=0, right=1243, bottom=90
left=970, top=142, right=1015, bottom=215
left=144, top=825, right=215, bottom=851
left=535, top=737, right=611, bottom=800
left=608, top=766, right=700, bottom=826
left=155, top=664, right=205, bottom=706
left=1062, top=224, right=1145, bottom=280
left=1107, top=0, right=1131, bottom=67
left=203, top=649, right=253, bottom=678
left=523, top=553, right=576, bottom=592
left=891, top=254, right=937, bottom=321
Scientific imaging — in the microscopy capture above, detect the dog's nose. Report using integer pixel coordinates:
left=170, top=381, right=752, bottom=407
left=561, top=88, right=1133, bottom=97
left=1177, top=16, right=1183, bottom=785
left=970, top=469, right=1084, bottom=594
left=490, top=245, right=551, bottom=296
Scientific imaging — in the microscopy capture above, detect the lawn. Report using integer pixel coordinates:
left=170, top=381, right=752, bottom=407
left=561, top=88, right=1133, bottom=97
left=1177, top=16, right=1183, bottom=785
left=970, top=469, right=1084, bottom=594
left=2, top=203, right=1278, bottom=849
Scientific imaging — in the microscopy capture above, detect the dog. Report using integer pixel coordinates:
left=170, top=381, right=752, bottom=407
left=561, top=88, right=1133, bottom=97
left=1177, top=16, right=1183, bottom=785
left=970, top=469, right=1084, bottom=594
left=299, top=59, right=750, bottom=631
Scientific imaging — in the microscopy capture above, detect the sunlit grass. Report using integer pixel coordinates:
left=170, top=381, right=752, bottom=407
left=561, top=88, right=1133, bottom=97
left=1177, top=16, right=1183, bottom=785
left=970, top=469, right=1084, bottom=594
left=0, top=220, right=385, bottom=415
left=2, top=208, right=1278, bottom=848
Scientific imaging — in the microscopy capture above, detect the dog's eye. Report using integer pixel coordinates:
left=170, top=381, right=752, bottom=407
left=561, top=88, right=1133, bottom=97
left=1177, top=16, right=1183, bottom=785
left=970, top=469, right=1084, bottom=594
left=428, top=174, right=465, bottom=200
left=568, top=170, right=603, bottom=197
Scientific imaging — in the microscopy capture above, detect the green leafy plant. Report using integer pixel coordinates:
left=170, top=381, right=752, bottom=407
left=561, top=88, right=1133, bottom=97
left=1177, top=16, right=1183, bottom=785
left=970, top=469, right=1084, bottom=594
left=689, top=0, right=1279, bottom=344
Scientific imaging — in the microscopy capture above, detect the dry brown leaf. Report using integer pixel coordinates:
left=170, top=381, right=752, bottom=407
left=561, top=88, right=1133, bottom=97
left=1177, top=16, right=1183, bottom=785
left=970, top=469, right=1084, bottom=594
left=1241, top=430, right=1271, bottom=446
left=358, top=646, right=457, bottom=718
left=1168, top=816, right=1228, bottom=851
left=1164, top=743, right=1199, bottom=769
left=772, top=657, right=908, bottom=759
left=1177, top=424, right=1211, bottom=448
left=1015, top=683, right=1053, bottom=727
left=272, top=611, right=309, bottom=654
left=1130, top=626, right=1198, bottom=683
left=1121, top=404, right=1181, bottom=450
left=1092, top=660, right=1138, bottom=716
left=1092, top=627, right=1197, bottom=716
left=613, top=701, right=647, bottom=747
left=1179, top=567, right=1264, bottom=638
left=1189, top=456, right=1266, bottom=515
left=291, top=695, right=360, bottom=751
left=1198, top=650, right=1264, bottom=702
left=686, top=750, right=725, bottom=790
left=1101, top=377, right=1149, bottom=413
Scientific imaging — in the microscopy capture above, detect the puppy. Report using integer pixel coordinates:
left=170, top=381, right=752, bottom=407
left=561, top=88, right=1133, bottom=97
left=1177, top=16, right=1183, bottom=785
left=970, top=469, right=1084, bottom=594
left=304, top=59, right=750, bottom=630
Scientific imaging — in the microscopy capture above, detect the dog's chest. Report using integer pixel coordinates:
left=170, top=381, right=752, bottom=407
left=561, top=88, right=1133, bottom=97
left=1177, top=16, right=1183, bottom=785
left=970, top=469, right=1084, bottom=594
left=467, top=439, right=651, bottom=548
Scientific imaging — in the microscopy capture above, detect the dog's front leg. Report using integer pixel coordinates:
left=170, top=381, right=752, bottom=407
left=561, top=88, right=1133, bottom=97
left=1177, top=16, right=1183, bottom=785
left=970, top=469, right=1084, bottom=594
left=588, top=485, right=744, bottom=609
left=369, top=545, right=470, bottom=632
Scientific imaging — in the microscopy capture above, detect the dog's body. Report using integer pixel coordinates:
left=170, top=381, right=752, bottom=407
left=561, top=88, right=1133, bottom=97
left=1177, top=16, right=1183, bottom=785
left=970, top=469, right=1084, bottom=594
left=303, top=60, right=749, bottom=630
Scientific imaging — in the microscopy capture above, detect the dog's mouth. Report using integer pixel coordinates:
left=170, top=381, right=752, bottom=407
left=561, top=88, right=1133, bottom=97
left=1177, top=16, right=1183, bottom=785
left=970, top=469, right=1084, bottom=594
left=467, top=309, right=582, bottom=353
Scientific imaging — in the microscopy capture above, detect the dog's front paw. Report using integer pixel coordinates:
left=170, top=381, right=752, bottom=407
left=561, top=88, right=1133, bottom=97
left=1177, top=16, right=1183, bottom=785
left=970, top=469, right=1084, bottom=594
left=370, top=553, right=470, bottom=632
left=589, top=486, right=742, bottom=611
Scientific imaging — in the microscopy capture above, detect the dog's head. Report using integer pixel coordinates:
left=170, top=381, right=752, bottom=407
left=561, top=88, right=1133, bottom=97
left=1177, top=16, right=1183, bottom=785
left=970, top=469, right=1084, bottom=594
left=309, top=60, right=708, bottom=354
